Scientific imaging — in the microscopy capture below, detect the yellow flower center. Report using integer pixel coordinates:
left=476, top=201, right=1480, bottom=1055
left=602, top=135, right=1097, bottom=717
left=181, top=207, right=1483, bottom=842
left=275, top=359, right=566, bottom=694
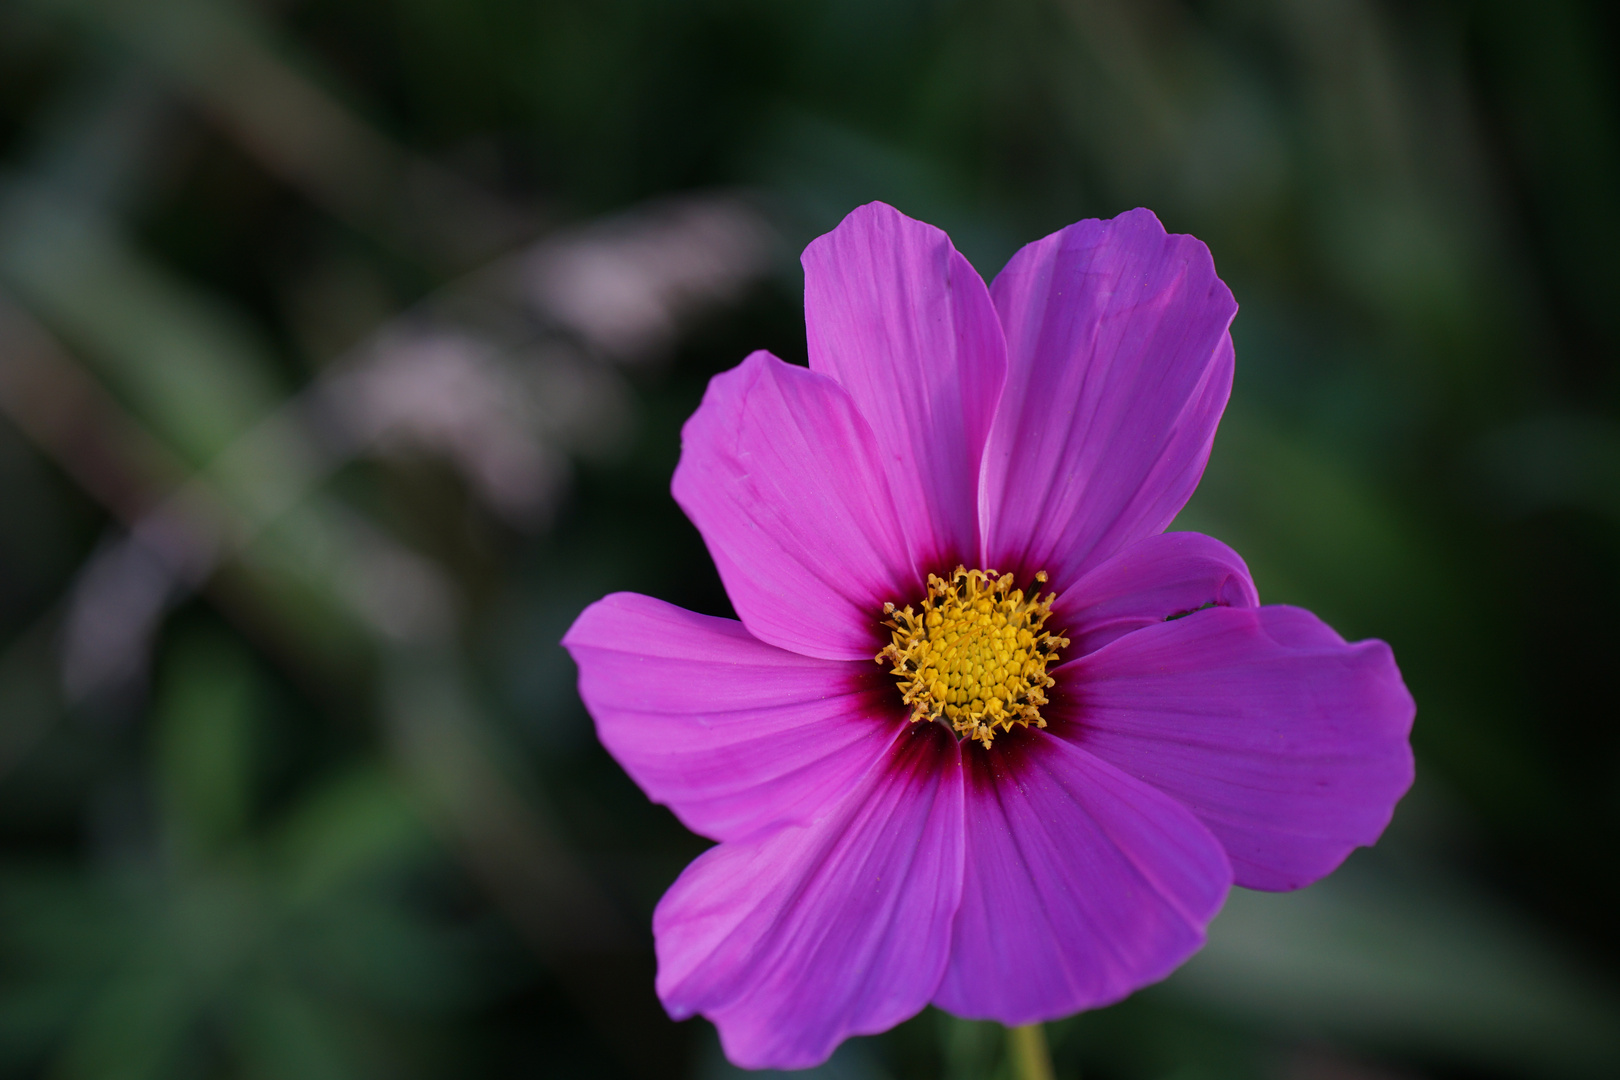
left=876, top=567, right=1069, bottom=749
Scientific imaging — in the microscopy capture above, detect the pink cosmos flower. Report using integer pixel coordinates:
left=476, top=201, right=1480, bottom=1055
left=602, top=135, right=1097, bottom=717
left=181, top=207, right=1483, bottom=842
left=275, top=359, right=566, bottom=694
left=563, top=203, right=1415, bottom=1070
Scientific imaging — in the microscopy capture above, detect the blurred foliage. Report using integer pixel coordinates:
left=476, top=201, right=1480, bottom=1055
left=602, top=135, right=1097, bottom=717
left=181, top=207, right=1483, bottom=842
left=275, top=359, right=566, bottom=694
left=0, top=0, right=1617, bottom=1078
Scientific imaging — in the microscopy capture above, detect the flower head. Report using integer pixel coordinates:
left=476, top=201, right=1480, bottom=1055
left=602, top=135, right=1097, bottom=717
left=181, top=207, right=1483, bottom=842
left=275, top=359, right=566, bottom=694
left=563, top=203, right=1414, bottom=1070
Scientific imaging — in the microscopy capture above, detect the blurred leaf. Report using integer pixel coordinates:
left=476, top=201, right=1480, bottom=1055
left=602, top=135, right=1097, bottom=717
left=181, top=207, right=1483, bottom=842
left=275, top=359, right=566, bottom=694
left=272, top=766, right=431, bottom=903
left=279, top=897, right=472, bottom=1014
left=153, top=632, right=259, bottom=856
left=233, top=983, right=357, bottom=1080
left=1167, top=854, right=1620, bottom=1077
left=53, top=958, right=193, bottom=1080
left=0, top=871, right=126, bottom=1064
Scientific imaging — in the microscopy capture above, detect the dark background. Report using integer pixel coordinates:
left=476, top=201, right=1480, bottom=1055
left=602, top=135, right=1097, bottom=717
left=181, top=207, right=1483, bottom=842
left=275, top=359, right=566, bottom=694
left=0, top=0, right=1617, bottom=1077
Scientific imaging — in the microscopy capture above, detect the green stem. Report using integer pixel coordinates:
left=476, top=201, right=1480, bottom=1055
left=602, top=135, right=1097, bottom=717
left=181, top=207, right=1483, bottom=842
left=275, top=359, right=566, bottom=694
left=1006, top=1023, right=1056, bottom=1080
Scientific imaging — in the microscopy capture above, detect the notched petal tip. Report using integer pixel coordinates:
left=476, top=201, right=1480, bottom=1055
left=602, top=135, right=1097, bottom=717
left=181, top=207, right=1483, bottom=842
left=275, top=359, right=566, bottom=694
left=934, top=733, right=1231, bottom=1023
left=804, top=201, right=1006, bottom=574
left=1071, top=604, right=1416, bottom=893
left=671, top=350, right=914, bottom=661
left=654, top=722, right=964, bottom=1070
left=981, top=210, right=1239, bottom=594
left=1094, top=207, right=1238, bottom=315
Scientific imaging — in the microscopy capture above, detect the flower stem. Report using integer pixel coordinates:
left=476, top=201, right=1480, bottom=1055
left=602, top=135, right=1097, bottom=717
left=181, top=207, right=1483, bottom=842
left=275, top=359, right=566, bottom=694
left=1006, top=1023, right=1056, bottom=1080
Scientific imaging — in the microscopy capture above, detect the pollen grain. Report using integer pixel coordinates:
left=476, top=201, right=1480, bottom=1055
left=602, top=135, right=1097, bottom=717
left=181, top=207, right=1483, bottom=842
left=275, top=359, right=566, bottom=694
left=876, top=567, right=1068, bottom=749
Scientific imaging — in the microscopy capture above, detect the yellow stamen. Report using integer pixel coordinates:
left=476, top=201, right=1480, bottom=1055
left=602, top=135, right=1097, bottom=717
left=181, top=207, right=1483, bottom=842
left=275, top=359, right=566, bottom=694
left=876, top=567, right=1068, bottom=749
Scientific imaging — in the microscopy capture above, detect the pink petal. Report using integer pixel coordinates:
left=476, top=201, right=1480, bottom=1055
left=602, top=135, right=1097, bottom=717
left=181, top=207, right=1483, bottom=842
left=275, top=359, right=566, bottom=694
left=981, top=209, right=1237, bottom=593
left=655, top=723, right=964, bottom=1070
left=673, top=351, right=916, bottom=661
left=1062, top=605, right=1416, bottom=891
left=1055, top=531, right=1258, bottom=658
left=804, top=202, right=1007, bottom=571
left=562, top=592, right=901, bottom=842
left=933, top=731, right=1231, bottom=1023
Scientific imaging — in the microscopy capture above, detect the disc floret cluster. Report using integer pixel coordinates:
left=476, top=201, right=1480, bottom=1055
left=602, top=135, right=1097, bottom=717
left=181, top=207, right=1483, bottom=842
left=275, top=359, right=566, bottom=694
left=878, top=567, right=1070, bottom=748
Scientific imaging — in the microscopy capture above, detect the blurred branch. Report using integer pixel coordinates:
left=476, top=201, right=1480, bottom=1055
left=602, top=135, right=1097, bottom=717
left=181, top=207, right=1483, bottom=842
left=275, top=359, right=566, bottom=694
left=0, top=182, right=775, bottom=964
left=25, top=0, right=536, bottom=265
left=0, top=178, right=285, bottom=465
left=0, top=62, right=769, bottom=1048
left=0, top=291, right=188, bottom=519
left=0, top=289, right=629, bottom=955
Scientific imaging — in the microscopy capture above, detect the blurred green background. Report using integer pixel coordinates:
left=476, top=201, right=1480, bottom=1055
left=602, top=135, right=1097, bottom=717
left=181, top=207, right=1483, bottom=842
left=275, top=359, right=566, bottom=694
left=0, top=0, right=1617, bottom=1077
